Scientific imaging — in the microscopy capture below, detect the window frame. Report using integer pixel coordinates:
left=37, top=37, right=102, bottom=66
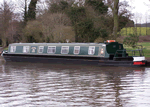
left=38, top=46, right=44, bottom=53
left=61, top=46, right=69, bottom=54
left=10, top=46, right=16, bottom=53
left=47, top=46, right=56, bottom=54
left=88, top=46, right=95, bottom=55
left=23, top=46, right=30, bottom=53
left=74, top=46, right=80, bottom=55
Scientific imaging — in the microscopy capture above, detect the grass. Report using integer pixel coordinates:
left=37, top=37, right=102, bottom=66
left=3, top=47, right=8, bottom=51
left=119, top=27, right=150, bottom=36
left=119, top=27, right=150, bottom=57
left=124, top=42, right=150, bottom=58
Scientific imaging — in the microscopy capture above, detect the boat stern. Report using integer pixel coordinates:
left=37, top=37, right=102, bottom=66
left=133, top=56, right=147, bottom=66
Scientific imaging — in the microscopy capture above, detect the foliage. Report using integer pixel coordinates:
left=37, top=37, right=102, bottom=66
left=23, top=12, right=74, bottom=43
left=118, top=16, right=129, bottom=32
left=0, top=0, right=135, bottom=46
left=23, top=21, right=44, bottom=43
left=67, top=2, right=109, bottom=42
left=99, top=29, right=108, bottom=39
left=53, top=25, right=75, bottom=42
left=67, top=6, right=86, bottom=25
left=126, top=20, right=134, bottom=27
left=86, top=0, right=108, bottom=14
left=49, top=1, right=69, bottom=13
left=28, top=0, right=38, bottom=20
left=40, top=13, right=72, bottom=43
left=67, top=6, right=86, bottom=42
left=0, top=1, right=15, bottom=47
left=77, top=18, right=102, bottom=42
left=77, top=18, right=93, bottom=42
left=23, top=0, right=28, bottom=26
left=123, top=34, right=139, bottom=48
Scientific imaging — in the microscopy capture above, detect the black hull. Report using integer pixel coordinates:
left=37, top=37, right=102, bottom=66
left=2, top=53, right=146, bottom=67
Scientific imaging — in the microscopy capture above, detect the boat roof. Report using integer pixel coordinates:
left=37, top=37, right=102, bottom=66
left=9, top=43, right=106, bottom=46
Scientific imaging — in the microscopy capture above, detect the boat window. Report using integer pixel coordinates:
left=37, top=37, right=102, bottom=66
left=23, top=46, right=30, bottom=53
left=39, top=46, right=44, bottom=53
left=74, top=46, right=80, bottom=54
left=113, top=45, right=116, bottom=48
left=61, top=46, right=69, bottom=54
left=10, top=46, right=16, bottom=53
left=47, top=46, right=56, bottom=54
left=88, top=46, right=95, bottom=55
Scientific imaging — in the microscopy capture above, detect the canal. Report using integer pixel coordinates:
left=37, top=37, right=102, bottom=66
left=0, top=61, right=150, bottom=107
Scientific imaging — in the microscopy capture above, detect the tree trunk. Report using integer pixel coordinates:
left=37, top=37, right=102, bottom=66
left=146, top=19, right=147, bottom=35
left=126, top=26, right=127, bottom=36
left=112, top=0, right=119, bottom=39
left=24, top=0, right=28, bottom=26
left=2, top=33, right=7, bottom=47
left=75, top=24, right=78, bottom=42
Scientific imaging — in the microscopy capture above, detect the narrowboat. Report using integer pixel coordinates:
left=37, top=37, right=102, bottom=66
left=1, top=40, right=147, bottom=66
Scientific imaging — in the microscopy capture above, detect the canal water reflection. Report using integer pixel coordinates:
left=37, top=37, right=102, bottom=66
left=0, top=62, right=150, bottom=107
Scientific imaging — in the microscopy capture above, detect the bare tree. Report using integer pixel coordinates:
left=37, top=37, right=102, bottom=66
left=17, top=0, right=30, bottom=25
left=39, top=13, right=73, bottom=42
left=0, top=0, right=15, bottom=47
left=106, top=0, right=132, bottom=39
left=36, top=0, right=48, bottom=15
left=17, top=0, right=41, bottom=23
left=45, top=0, right=75, bottom=10
left=145, top=12, right=148, bottom=35
left=23, top=12, right=74, bottom=43
left=134, top=12, right=141, bottom=36
left=139, top=14, right=142, bottom=36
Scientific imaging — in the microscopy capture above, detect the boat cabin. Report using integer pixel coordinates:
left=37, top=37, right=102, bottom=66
left=7, top=41, right=125, bottom=60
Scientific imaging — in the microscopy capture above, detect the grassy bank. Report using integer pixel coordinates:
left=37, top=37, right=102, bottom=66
left=124, top=42, right=150, bottom=58
left=120, top=27, right=150, bottom=36
left=3, top=47, right=8, bottom=50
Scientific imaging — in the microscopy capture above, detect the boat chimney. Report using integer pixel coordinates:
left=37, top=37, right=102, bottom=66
left=66, top=39, right=69, bottom=43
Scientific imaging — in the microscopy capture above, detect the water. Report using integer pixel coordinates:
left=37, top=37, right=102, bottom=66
left=0, top=61, right=150, bottom=107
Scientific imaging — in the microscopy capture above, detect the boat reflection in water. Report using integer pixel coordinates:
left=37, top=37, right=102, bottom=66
left=0, top=62, right=150, bottom=107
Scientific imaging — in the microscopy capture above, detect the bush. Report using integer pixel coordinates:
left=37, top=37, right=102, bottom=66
left=123, top=34, right=139, bottom=48
left=23, top=21, right=44, bottom=43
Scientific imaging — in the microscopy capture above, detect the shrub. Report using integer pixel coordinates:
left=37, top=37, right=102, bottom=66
left=123, top=34, right=139, bottom=48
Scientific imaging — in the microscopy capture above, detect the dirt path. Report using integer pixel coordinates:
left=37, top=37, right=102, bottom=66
left=138, top=35, right=150, bottom=42
left=146, top=57, right=150, bottom=61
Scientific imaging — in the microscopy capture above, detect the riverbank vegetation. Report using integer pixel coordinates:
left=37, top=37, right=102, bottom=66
left=0, top=0, right=149, bottom=58
left=0, top=0, right=133, bottom=47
